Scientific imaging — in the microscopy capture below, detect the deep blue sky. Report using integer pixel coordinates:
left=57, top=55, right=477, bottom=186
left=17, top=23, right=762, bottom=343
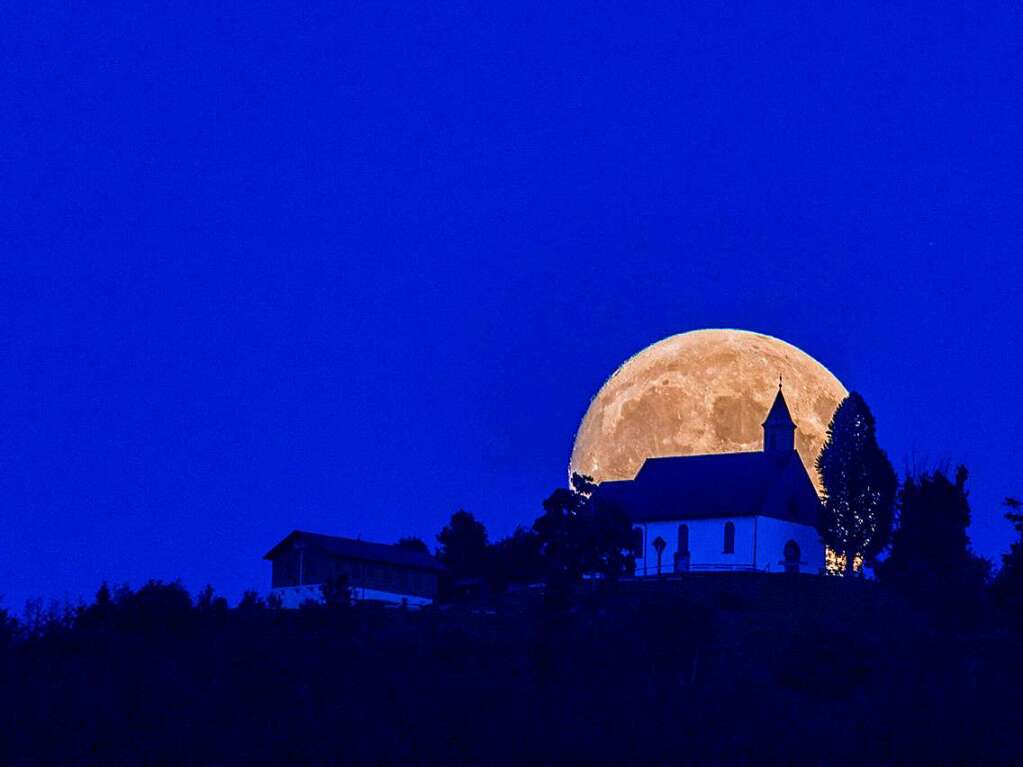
left=3, top=2, right=1022, bottom=609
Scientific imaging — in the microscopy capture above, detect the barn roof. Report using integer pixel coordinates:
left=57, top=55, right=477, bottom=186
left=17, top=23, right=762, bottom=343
left=263, top=531, right=446, bottom=572
left=594, top=449, right=821, bottom=526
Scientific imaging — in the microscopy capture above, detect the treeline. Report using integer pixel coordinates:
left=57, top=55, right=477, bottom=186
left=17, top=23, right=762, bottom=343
left=8, top=391, right=1019, bottom=630
left=810, top=392, right=1023, bottom=627
left=4, top=392, right=1023, bottom=763
left=393, top=391, right=1023, bottom=625
left=402, top=473, right=635, bottom=601
left=3, top=561, right=1023, bottom=763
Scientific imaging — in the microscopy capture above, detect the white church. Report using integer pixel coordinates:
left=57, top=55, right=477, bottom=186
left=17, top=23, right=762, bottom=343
left=594, top=385, right=826, bottom=575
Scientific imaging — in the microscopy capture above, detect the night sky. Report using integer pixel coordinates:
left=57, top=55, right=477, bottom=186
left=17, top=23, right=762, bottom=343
left=3, top=3, right=1022, bottom=609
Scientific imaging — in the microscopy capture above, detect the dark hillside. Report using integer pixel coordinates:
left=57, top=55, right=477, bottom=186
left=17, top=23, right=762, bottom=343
left=2, top=576, right=1021, bottom=765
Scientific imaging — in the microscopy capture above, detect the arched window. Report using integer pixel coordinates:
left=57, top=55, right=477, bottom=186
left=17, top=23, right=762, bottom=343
left=677, top=524, right=689, bottom=554
left=723, top=521, right=735, bottom=554
left=784, top=540, right=801, bottom=574
left=674, top=524, right=691, bottom=573
left=631, top=527, right=644, bottom=558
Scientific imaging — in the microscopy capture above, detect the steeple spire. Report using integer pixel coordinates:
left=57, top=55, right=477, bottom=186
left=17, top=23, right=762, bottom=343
left=762, top=382, right=796, bottom=454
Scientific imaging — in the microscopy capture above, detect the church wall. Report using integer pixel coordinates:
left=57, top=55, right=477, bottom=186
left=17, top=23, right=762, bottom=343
left=632, top=516, right=825, bottom=575
left=633, top=517, right=756, bottom=575
left=753, top=516, right=825, bottom=574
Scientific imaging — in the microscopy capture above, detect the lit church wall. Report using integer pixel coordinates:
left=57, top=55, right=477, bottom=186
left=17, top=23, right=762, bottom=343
left=753, top=515, right=825, bottom=574
left=632, top=515, right=824, bottom=575
left=633, top=517, right=756, bottom=575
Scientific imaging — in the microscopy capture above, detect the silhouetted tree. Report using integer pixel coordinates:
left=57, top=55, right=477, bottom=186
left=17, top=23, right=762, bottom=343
left=0, top=603, right=16, bottom=648
left=992, top=496, right=1023, bottom=621
left=195, top=584, right=228, bottom=619
left=237, top=590, right=267, bottom=612
left=436, top=509, right=489, bottom=580
left=878, top=467, right=989, bottom=615
left=488, top=526, right=545, bottom=591
left=534, top=473, right=635, bottom=588
left=75, top=581, right=115, bottom=630
left=80, top=580, right=195, bottom=636
left=535, top=482, right=590, bottom=587
left=587, top=493, right=637, bottom=580
left=816, top=393, right=898, bottom=574
left=396, top=536, right=430, bottom=554
left=22, top=598, right=71, bottom=638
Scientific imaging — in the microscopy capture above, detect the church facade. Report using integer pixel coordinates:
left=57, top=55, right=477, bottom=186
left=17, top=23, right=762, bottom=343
left=595, top=385, right=826, bottom=575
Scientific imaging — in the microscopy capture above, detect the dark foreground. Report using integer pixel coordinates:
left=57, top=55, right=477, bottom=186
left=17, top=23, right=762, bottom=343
left=3, top=574, right=1021, bottom=766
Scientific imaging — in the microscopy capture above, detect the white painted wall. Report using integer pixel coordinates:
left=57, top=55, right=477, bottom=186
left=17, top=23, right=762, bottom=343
left=270, top=584, right=433, bottom=608
left=753, top=516, right=825, bottom=574
left=633, top=517, right=753, bottom=575
left=632, top=516, right=823, bottom=575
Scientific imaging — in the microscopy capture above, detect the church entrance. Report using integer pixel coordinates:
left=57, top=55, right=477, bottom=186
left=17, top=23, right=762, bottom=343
left=783, top=540, right=801, bottom=574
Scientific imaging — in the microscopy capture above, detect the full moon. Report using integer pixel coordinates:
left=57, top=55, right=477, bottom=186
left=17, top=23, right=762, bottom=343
left=570, top=329, right=847, bottom=496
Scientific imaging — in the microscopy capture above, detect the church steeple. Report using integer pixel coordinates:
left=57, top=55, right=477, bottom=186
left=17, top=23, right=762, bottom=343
left=762, top=378, right=796, bottom=454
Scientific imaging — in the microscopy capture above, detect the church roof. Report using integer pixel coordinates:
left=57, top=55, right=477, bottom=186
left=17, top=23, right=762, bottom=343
left=763, top=386, right=796, bottom=427
left=263, top=530, right=446, bottom=572
left=593, top=449, right=821, bottom=526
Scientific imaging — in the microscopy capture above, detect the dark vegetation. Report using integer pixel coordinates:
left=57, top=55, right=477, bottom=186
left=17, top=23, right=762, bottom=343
left=4, top=572, right=1023, bottom=765
left=993, top=497, right=1023, bottom=627
left=5, top=392, right=1023, bottom=764
left=816, top=392, right=898, bottom=573
left=431, top=473, right=634, bottom=601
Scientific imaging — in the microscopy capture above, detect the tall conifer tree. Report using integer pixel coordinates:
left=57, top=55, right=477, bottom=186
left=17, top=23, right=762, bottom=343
left=816, top=392, right=897, bottom=574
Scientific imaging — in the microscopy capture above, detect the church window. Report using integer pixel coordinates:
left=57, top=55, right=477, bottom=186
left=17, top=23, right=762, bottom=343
left=674, top=525, right=691, bottom=573
left=677, top=524, right=689, bottom=554
left=723, top=521, right=735, bottom=554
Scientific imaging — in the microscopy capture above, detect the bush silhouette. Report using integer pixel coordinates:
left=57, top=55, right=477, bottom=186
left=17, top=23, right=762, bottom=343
left=879, top=466, right=989, bottom=624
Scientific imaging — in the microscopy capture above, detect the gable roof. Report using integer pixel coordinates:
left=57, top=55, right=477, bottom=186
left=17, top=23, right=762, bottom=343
left=263, top=531, right=446, bottom=572
left=594, top=449, right=821, bottom=526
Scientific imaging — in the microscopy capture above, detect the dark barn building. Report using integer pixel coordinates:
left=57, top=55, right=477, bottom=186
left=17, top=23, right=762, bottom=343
left=264, top=530, right=445, bottom=607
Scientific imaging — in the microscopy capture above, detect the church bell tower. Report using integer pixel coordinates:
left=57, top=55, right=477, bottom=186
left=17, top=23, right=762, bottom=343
left=762, top=380, right=796, bottom=454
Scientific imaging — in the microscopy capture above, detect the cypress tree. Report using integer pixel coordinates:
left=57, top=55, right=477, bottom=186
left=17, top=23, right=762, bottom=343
left=816, top=392, right=898, bottom=574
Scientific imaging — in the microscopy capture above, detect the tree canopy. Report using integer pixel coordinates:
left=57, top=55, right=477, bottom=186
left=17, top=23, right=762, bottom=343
left=533, top=473, right=635, bottom=587
left=816, top=392, right=898, bottom=574
left=993, top=497, right=1023, bottom=623
left=488, top=526, right=545, bottom=592
left=395, top=536, right=430, bottom=555
left=878, top=466, right=989, bottom=615
left=436, top=509, right=489, bottom=580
